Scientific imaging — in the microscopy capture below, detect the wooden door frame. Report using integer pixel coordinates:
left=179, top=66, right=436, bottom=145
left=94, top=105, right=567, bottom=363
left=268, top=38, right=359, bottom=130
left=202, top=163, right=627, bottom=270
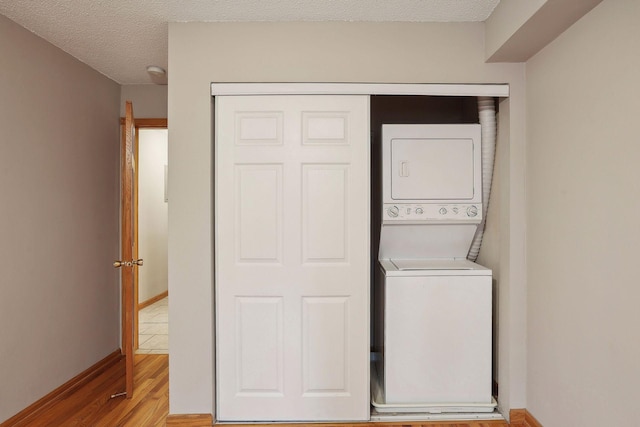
left=119, top=117, right=168, bottom=352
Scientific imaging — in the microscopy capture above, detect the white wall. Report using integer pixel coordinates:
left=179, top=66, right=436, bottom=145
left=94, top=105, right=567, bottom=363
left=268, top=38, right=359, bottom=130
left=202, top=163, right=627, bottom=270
left=485, top=0, right=603, bottom=62
left=0, top=14, right=120, bottom=423
left=484, top=0, right=547, bottom=59
left=525, top=0, right=640, bottom=425
left=138, top=129, right=169, bottom=303
left=168, top=21, right=528, bottom=418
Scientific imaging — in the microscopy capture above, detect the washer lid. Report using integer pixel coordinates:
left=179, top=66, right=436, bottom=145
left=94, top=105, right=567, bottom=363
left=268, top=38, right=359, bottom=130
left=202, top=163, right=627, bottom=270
left=381, top=259, right=492, bottom=276
left=391, top=259, right=478, bottom=270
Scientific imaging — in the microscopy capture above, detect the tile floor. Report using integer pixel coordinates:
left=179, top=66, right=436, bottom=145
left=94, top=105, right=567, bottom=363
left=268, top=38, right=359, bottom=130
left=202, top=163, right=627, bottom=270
left=137, top=296, right=168, bottom=354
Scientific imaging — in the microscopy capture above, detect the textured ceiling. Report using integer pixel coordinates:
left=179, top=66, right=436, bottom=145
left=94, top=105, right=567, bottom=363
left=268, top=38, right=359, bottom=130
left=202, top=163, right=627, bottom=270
left=0, top=0, right=500, bottom=85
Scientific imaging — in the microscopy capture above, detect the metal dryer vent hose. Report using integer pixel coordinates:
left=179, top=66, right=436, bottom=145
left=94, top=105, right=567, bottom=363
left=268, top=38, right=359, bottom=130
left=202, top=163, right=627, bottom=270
left=468, top=97, right=497, bottom=262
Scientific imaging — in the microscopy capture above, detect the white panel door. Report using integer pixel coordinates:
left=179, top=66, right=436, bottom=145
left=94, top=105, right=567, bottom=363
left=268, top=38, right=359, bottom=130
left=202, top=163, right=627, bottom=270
left=215, top=95, right=370, bottom=421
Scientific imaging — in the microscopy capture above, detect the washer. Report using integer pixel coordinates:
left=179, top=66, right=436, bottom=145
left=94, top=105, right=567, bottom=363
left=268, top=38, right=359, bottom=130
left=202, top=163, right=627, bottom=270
left=374, top=259, right=492, bottom=407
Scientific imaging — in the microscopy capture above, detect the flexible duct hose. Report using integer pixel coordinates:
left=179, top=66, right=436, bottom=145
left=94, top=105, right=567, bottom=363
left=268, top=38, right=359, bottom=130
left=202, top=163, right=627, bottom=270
left=468, top=97, right=497, bottom=261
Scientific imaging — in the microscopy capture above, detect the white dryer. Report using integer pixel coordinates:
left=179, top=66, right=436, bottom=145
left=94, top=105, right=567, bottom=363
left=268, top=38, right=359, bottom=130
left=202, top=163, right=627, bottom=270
left=379, top=123, right=483, bottom=260
left=374, top=124, right=495, bottom=413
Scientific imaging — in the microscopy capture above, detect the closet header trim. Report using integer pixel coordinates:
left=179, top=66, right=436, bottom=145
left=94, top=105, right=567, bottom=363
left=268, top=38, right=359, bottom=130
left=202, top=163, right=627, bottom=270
left=211, top=83, right=509, bottom=97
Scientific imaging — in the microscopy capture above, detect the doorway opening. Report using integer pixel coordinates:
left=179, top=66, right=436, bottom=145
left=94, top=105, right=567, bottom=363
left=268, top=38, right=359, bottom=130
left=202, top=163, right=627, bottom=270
left=136, top=125, right=169, bottom=354
left=118, top=106, right=168, bottom=399
left=135, top=127, right=169, bottom=355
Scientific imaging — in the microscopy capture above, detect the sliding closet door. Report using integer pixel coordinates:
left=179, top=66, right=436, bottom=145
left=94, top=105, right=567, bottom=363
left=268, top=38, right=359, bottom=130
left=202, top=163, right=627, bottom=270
left=215, top=95, right=370, bottom=421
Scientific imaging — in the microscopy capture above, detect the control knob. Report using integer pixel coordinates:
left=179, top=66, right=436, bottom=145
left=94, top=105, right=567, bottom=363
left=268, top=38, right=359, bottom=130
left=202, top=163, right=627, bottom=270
left=388, top=206, right=399, bottom=218
left=415, top=207, right=424, bottom=215
left=467, top=205, right=479, bottom=217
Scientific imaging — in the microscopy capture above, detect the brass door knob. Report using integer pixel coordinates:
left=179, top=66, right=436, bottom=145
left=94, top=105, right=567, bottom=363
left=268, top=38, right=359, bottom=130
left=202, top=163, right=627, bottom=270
left=113, top=260, right=144, bottom=268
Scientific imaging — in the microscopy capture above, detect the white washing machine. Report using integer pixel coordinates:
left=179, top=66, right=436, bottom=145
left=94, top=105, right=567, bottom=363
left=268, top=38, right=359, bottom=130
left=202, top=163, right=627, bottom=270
left=373, top=124, right=495, bottom=413
left=374, top=259, right=493, bottom=411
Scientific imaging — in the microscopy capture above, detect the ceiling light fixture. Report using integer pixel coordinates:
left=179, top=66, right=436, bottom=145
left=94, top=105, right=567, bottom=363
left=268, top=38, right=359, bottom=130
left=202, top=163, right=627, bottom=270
left=146, top=65, right=166, bottom=76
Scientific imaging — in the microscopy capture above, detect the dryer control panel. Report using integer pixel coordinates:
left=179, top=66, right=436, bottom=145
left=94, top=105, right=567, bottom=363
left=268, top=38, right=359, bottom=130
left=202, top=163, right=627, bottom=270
left=383, top=203, right=482, bottom=223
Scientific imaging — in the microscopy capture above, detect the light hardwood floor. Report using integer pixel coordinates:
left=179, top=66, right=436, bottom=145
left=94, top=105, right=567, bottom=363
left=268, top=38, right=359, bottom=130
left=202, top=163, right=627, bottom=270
left=8, top=354, right=168, bottom=427
left=6, top=354, right=509, bottom=427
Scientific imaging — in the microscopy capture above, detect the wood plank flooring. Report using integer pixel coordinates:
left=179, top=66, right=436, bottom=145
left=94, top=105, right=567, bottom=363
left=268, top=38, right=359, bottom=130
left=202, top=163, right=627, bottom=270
left=6, top=354, right=509, bottom=427
left=9, top=354, right=168, bottom=427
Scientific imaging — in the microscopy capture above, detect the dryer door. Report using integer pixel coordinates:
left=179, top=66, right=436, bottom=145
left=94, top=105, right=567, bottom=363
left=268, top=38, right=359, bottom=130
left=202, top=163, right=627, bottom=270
left=390, top=137, right=475, bottom=201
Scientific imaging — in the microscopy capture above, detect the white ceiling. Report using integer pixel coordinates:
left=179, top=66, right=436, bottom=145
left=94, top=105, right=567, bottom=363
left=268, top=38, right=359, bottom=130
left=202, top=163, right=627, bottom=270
left=0, top=0, right=500, bottom=85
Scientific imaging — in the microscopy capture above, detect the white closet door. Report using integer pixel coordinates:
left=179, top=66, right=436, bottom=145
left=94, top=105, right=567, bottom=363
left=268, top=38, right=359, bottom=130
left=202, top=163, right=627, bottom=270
left=215, top=95, right=370, bottom=421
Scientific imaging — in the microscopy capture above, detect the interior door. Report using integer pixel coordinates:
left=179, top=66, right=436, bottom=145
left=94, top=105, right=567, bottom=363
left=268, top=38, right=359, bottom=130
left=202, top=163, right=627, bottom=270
left=115, top=101, right=140, bottom=398
left=216, top=95, right=370, bottom=421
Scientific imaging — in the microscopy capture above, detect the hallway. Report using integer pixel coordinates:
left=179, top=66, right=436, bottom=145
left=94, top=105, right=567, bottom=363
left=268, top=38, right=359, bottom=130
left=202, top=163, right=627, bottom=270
left=138, top=297, right=168, bottom=354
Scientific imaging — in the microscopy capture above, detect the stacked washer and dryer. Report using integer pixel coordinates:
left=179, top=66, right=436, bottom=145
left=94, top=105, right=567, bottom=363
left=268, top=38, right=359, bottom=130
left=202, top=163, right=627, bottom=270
left=372, top=98, right=497, bottom=415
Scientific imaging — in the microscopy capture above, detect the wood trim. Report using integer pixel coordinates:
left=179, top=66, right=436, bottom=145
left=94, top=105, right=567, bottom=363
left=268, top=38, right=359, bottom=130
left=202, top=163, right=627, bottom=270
left=510, top=409, right=526, bottom=427
left=120, top=117, right=168, bottom=128
left=166, top=414, right=213, bottom=426
left=0, top=350, right=122, bottom=427
left=510, top=409, right=544, bottom=427
left=139, top=290, right=169, bottom=310
left=524, top=411, right=544, bottom=427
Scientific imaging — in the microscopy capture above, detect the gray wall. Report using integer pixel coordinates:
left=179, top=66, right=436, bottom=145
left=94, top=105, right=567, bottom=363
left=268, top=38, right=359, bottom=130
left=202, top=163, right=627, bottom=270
left=0, top=14, right=121, bottom=423
left=120, top=84, right=168, bottom=119
left=168, top=21, right=528, bottom=417
left=525, top=0, right=640, bottom=425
